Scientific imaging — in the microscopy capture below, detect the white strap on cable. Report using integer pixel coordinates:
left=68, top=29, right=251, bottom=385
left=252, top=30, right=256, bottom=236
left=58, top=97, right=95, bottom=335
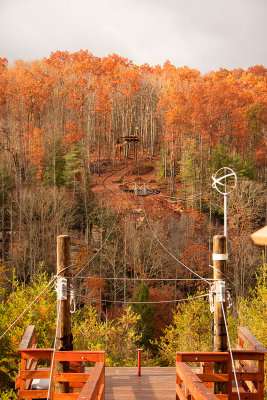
left=212, top=253, right=228, bottom=261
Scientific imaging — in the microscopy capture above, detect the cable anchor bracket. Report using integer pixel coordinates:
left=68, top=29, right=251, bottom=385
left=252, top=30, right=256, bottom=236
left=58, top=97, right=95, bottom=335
left=55, top=277, right=67, bottom=300
left=216, top=280, right=226, bottom=303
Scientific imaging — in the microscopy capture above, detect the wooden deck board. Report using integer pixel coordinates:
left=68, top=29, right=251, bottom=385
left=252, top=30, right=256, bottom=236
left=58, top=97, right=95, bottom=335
left=105, top=367, right=176, bottom=400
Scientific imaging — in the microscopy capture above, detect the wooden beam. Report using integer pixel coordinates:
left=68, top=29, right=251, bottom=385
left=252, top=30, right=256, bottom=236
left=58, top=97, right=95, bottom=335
left=78, top=362, right=105, bottom=400
left=20, top=370, right=50, bottom=379
left=176, top=383, right=188, bottom=400
left=56, top=234, right=71, bottom=394
left=176, top=362, right=219, bottom=400
left=55, top=373, right=90, bottom=382
left=213, top=235, right=227, bottom=395
left=231, top=350, right=265, bottom=361
left=230, top=372, right=262, bottom=381
left=55, top=351, right=105, bottom=363
left=15, top=374, right=20, bottom=390
left=54, top=394, right=79, bottom=400
left=176, top=352, right=229, bottom=363
left=19, top=325, right=35, bottom=350
left=19, top=349, right=105, bottom=362
left=19, top=389, right=48, bottom=399
left=238, top=327, right=267, bottom=352
left=197, top=373, right=228, bottom=382
left=224, top=394, right=260, bottom=400
left=19, top=354, right=27, bottom=400
left=19, top=349, right=53, bottom=359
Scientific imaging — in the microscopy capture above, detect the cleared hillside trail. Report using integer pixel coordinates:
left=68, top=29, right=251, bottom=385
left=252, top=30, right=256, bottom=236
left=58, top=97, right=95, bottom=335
left=90, top=158, right=183, bottom=216
left=91, top=164, right=131, bottom=197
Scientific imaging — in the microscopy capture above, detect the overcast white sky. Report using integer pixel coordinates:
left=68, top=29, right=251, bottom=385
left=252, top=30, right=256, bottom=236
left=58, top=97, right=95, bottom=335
left=1, top=0, right=266, bottom=73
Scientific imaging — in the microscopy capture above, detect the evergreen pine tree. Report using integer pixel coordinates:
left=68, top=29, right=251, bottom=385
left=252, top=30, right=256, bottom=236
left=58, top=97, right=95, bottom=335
left=132, top=281, right=155, bottom=348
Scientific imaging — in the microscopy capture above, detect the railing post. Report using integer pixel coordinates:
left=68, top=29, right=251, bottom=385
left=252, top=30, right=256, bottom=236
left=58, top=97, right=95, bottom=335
left=137, top=349, right=142, bottom=376
left=50, top=350, right=55, bottom=400
left=56, top=234, right=71, bottom=394
left=19, top=353, right=27, bottom=400
left=257, top=357, right=264, bottom=398
left=213, top=235, right=228, bottom=395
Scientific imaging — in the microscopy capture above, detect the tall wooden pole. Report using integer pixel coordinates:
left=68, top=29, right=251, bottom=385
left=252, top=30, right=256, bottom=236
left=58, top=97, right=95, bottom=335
left=56, top=234, right=71, bottom=394
left=213, top=235, right=227, bottom=394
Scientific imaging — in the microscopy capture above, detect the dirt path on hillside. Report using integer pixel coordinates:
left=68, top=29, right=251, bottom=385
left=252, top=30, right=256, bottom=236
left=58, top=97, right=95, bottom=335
left=92, top=165, right=130, bottom=196
left=90, top=160, right=183, bottom=215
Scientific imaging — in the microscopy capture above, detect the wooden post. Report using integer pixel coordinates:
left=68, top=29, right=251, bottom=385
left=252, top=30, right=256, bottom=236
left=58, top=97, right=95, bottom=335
left=213, top=235, right=227, bottom=395
left=55, top=234, right=71, bottom=394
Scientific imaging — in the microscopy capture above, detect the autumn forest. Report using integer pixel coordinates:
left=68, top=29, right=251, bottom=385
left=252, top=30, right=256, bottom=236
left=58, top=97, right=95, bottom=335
left=0, top=51, right=266, bottom=396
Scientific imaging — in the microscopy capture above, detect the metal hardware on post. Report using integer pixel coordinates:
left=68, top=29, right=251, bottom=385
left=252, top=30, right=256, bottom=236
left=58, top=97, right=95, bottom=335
left=216, top=280, right=226, bottom=303
left=56, top=277, right=68, bottom=300
left=224, top=194, right=227, bottom=237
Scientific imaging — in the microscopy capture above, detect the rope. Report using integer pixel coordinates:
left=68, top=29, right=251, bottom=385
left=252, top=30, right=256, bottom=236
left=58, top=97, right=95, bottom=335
left=47, top=297, right=62, bottom=400
left=208, top=265, right=236, bottom=287
left=67, top=276, right=215, bottom=281
left=78, top=292, right=210, bottom=304
left=0, top=275, right=57, bottom=340
left=221, top=302, right=241, bottom=400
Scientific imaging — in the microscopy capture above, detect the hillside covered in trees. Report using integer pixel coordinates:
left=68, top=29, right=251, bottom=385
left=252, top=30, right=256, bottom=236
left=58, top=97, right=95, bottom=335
left=0, top=51, right=266, bottom=397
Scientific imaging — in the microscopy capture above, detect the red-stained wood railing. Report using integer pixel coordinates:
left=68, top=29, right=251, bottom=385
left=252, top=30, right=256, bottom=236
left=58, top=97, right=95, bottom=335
left=238, top=327, right=266, bottom=353
left=176, top=360, right=219, bottom=400
left=78, top=361, right=105, bottom=400
left=176, top=350, right=265, bottom=400
left=15, top=325, right=37, bottom=391
left=17, top=348, right=105, bottom=400
left=237, top=327, right=266, bottom=397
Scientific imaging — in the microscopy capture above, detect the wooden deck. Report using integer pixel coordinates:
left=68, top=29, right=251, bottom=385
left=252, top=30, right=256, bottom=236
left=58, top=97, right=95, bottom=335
left=105, top=367, right=176, bottom=400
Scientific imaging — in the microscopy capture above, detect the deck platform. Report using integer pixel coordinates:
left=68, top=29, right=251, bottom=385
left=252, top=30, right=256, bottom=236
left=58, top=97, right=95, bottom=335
left=105, top=367, right=176, bottom=400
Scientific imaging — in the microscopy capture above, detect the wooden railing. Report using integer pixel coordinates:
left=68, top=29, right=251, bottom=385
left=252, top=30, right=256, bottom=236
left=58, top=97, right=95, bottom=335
left=15, top=325, right=37, bottom=391
left=16, top=325, right=105, bottom=400
left=238, top=327, right=266, bottom=353
left=17, top=348, right=105, bottom=400
left=78, top=361, right=105, bottom=400
left=237, top=327, right=266, bottom=398
left=176, top=350, right=265, bottom=400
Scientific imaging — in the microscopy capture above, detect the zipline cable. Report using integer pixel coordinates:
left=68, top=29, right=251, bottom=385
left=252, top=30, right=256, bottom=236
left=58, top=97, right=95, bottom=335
left=141, top=196, right=211, bottom=286
left=221, top=302, right=241, bottom=400
left=67, top=276, right=215, bottom=281
left=47, top=296, right=62, bottom=400
left=77, top=292, right=210, bottom=304
left=0, top=266, right=71, bottom=340
left=0, top=275, right=57, bottom=340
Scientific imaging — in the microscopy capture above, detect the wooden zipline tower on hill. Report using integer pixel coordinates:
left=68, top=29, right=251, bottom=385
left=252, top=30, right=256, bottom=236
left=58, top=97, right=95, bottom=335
left=115, top=135, right=140, bottom=161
